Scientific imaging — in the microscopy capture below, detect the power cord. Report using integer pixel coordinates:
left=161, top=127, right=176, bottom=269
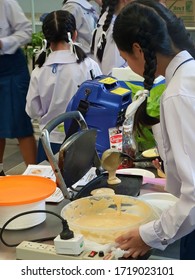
left=0, top=209, right=74, bottom=247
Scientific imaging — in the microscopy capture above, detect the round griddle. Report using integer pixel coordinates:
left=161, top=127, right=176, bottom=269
left=73, top=173, right=142, bottom=200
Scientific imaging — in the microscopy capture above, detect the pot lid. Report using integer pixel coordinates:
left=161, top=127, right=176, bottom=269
left=0, top=175, right=56, bottom=206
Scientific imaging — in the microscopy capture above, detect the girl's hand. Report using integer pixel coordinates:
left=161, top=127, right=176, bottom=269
left=152, top=158, right=162, bottom=170
left=115, top=228, right=151, bottom=259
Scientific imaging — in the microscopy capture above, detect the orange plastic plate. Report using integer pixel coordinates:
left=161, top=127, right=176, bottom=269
left=0, top=175, right=56, bottom=206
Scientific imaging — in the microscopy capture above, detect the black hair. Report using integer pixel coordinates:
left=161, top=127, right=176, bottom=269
left=91, top=0, right=119, bottom=61
left=137, top=0, right=195, bottom=58
left=113, top=1, right=195, bottom=133
left=35, top=10, right=87, bottom=67
left=62, top=0, right=90, bottom=4
left=99, top=0, right=109, bottom=18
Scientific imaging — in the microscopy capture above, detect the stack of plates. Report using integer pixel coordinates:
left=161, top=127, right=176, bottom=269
left=139, top=193, right=178, bottom=215
left=116, top=168, right=155, bottom=178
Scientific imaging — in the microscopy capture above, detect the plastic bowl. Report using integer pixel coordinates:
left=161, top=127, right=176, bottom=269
left=61, top=195, right=158, bottom=244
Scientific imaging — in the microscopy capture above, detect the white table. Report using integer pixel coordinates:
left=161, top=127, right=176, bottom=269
left=1, top=162, right=180, bottom=260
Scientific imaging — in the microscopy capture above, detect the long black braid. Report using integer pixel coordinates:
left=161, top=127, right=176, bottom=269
left=91, top=0, right=119, bottom=62
left=62, top=0, right=91, bottom=5
left=133, top=28, right=160, bottom=133
left=115, top=0, right=195, bottom=133
left=98, top=0, right=109, bottom=19
left=137, top=0, right=195, bottom=58
left=91, top=0, right=112, bottom=55
left=113, top=2, right=176, bottom=134
left=35, top=10, right=87, bottom=67
left=132, top=0, right=195, bottom=133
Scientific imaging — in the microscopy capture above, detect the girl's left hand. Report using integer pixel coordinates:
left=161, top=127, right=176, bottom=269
left=115, top=228, right=151, bottom=259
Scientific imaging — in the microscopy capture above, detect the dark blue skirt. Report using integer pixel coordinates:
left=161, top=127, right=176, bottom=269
left=0, top=48, right=34, bottom=138
left=180, top=230, right=195, bottom=260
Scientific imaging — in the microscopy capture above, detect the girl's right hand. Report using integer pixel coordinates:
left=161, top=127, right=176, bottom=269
left=152, top=158, right=162, bottom=171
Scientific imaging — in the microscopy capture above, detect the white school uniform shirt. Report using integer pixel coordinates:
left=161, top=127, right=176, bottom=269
left=0, top=0, right=32, bottom=54
left=62, top=0, right=98, bottom=54
left=89, top=0, right=101, bottom=14
left=140, top=51, right=195, bottom=250
left=151, top=123, right=166, bottom=161
left=26, top=50, right=102, bottom=143
left=93, top=11, right=127, bottom=75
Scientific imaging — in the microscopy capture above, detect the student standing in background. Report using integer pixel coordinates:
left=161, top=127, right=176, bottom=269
left=62, top=0, right=99, bottom=55
left=159, top=0, right=167, bottom=6
left=0, top=0, right=37, bottom=175
left=91, top=0, right=132, bottom=75
left=26, top=10, right=102, bottom=163
left=91, top=0, right=165, bottom=75
left=113, top=1, right=195, bottom=260
left=90, top=0, right=102, bottom=14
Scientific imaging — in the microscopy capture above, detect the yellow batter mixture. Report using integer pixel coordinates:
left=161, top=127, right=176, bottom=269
left=101, top=149, right=122, bottom=184
left=62, top=195, right=156, bottom=243
left=74, top=212, right=142, bottom=228
left=91, top=188, right=115, bottom=196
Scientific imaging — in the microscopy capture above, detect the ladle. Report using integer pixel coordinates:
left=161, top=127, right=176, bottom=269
left=101, top=149, right=132, bottom=185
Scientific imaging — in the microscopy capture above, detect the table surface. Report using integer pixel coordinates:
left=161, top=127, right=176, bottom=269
left=0, top=164, right=180, bottom=260
left=0, top=185, right=180, bottom=260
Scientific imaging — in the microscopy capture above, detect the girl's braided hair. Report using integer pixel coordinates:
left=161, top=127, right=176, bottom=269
left=36, top=10, right=87, bottom=67
left=91, top=0, right=119, bottom=61
left=113, top=1, right=195, bottom=133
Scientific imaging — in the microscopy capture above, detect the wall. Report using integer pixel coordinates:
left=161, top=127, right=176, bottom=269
left=17, top=0, right=195, bottom=36
left=166, top=0, right=195, bottom=26
left=18, top=0, right=63, bottom=32
left=18, top=0, right=63, bottom=13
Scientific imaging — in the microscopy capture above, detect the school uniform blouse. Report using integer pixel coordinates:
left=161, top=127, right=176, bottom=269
left=140, top=50, right=195, bottom=250
left=0, top=0, right=32, bottom=54
left=25, top=50, right=102, bottom=143
left=89, top=0, right=101, bottom=14
left=62, top=0, right=98, bottom=54
left=93, top=11, right=127, bottom=75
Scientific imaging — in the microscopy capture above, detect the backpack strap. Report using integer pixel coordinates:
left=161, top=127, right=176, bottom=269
left=65, top=99, right=90, bottom=139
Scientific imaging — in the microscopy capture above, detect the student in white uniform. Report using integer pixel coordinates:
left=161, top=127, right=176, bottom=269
left=62, top=0, right=98, bottom=55
left=159, top=0, right=167, bottom=6
left=26, top=10, right=102, bottom=163
left=0, top=0, right=37, bottom=175
left=113, top=1, right=195, bottom=260
left=90, top=0, right=102, bottom=14
left=91, top=0, right=132, bottom=75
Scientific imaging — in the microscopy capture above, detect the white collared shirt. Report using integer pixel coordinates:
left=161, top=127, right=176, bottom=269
left=0, top=0, right=32, bottom=54
left=92, top=11, right=127, bottom=75
left=25, top=50, right=102, bottom=143
left=62, top=0, right=98, bottom=54
left=140, top=50, right=195, bottom=250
